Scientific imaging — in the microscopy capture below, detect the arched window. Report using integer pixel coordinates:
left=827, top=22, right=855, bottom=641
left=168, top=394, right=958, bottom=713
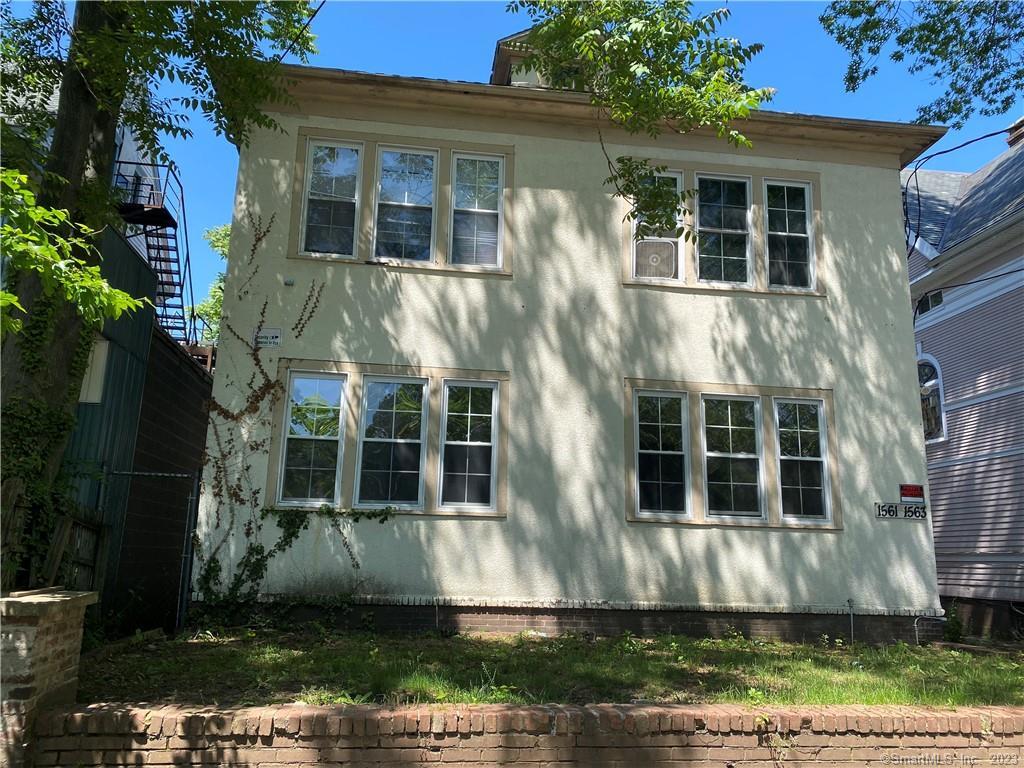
left=918, top=357, right=945, bottom=441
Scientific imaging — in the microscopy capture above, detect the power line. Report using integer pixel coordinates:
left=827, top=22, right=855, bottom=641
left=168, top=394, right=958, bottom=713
left=903, top=126, right=1011, bottom=259
left=913, top=267, right=1024, bottom=322
left=274, top=0, right=326, bottom=65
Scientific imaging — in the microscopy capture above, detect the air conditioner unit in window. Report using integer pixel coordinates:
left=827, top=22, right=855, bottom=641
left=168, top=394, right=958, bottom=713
left=634, top=239, right=678, bottom=280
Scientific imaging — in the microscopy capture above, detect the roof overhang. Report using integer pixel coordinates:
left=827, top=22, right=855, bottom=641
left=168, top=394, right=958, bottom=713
left=276, top=64, right=947, bottom=167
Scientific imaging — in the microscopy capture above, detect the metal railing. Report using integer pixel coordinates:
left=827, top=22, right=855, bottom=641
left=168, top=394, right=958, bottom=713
left=112, top=160, right=199, bottom=345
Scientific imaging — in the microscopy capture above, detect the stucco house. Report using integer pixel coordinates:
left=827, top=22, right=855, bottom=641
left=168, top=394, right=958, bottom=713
left=196, top=36, right=949, bottom=641
left=904, top=122, right=1024, bottom=637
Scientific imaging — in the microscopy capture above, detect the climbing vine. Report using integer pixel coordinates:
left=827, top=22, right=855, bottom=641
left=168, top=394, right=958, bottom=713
left=191, top=214, right=391, bottom=623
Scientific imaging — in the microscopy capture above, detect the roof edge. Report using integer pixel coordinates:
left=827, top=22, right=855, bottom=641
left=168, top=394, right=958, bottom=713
left=277, top=64, right=947, bottom=165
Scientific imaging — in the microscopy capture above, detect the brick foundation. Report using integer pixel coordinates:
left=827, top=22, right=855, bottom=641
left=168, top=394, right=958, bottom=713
left=30, top=703, right=1023, bottom=766
left=269, top=601, right=944, bottom=645
left=1, top=589, right=97, bottom=767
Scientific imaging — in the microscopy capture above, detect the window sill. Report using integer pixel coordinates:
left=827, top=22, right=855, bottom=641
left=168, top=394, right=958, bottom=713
left=626, top=512, right=840, bottom=531
left=622, top=279, right=826, bottom=299
left=288, top=252, right=512, bottom=278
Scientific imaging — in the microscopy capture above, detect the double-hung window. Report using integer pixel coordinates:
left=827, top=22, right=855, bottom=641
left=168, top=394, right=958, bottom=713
left=439, top=381, right=498, bottom=507
left=451, top=154, right=502, bottom=267
left=635, top=391, right=689, bottom=515
left=280, top=373, right=347, bottom=504
left=702, top=395, right=762, bottom=517
left=302, top=141, right=361, bottom=257
left=632, top=173, right=683, bottom=281
left=766, top=182, right=813, bottom=288
left=356, top=377, right=428, bottom=506
left=374, top=148, right=436, bottom=261
left=775, top=399, right=829, bottom=519
left=696, top=176, right=751, bottom=284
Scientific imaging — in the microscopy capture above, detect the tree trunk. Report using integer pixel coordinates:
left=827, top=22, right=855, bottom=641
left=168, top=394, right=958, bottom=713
left=0, top=1, right=129, bottom=586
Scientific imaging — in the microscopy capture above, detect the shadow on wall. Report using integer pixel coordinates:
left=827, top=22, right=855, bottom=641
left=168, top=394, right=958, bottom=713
left=209, top=139, right=938, bottom=627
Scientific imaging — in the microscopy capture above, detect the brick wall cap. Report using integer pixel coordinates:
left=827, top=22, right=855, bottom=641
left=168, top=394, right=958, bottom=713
left=37, top=703, right=1024, bottom=737
left=0, top=590, right=98, bottom=616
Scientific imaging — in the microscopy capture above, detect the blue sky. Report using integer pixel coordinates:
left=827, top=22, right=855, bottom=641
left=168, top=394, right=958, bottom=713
left=168, top=1, right=1021, bottom=297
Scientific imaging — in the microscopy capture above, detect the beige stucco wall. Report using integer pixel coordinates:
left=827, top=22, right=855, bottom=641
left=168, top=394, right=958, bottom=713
left=197, top=100, right=941, bottom=615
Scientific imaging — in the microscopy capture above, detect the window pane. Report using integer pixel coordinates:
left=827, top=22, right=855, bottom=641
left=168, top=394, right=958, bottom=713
left=767, top=184, right=811, bottom=288
left=704, top=398, right=761, bottom=517
left=358, top=379, right=426, bottom=505
left=375, top=203, right=432, bottom=261
left=283, top=375, right=345, bottom=503
left=454, top=157, right=501, bottom=211
left=451, top=210, right=499, bottom=266
left=379, top=150, right=434, bottom=206
left=776, top=400, right=828, bottom=519
left=310, top=144, right=359, bottom=200
left=635, top=392, right=687, bottom=514
left=440, top=383, right=497, bottom=506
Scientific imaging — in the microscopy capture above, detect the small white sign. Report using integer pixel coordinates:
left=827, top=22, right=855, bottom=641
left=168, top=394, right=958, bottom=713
left=253, top=327, right=282, bottom=348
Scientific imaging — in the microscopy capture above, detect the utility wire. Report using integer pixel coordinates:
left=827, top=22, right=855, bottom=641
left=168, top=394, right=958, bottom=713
left=903, top=126, right=1011, bottom=259
left=274, top=0, right=326, bottom=65
left=913, top=267, right=1024, bottom=322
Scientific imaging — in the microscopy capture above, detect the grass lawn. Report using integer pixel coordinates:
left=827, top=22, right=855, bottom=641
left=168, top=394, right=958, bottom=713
left=78, top=628, right=1023, bottom=708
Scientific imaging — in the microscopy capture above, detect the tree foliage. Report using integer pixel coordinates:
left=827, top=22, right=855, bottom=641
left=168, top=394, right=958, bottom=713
left=511, top=0, right=773, bottom=237
left=0, top=169, right=145, bottom=339
left=193, top=224, right=230, bottom=344
left=1, top=1, right=318, bottom=174
left=0, top=1, right=319, bottom=590
left=820, top=1, right=1024, bottom=128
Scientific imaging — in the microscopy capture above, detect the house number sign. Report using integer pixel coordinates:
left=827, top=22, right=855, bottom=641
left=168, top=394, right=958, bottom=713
left=874, top=502, right=927, bottom=520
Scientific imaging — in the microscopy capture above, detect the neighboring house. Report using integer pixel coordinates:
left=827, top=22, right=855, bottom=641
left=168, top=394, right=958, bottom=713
left=904, top=122, right=1024, bottom=637
left=197, top=35, right=950, bottom=642
left=58, top=131, right=213, bottom=634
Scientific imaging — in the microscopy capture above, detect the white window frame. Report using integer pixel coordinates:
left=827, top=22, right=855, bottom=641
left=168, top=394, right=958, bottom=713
left=449, top=152, right=505, bottom=270
left=700, top=393, right=766, bottom=520
left=353, top=374, right=430, bottom=510
left=277, top=370, right=348, bottom=507
left=299, top=138, right=363, bottom=259
left=772, top=396, right=832, bottom=524
left=633, top=388, right=691, bottom=519
left=631, top=171, right=685, bottom=283
left=371, top=145, right=439, bottom=264
left=694, top=172, right=753, bottom=287
left=763, top=178, right=815, bottom=292
left=78, top=336, right=110, bottom=404
left=436, top=379, right=500, bottom=511
left=917, top=353, right=948, bottom=444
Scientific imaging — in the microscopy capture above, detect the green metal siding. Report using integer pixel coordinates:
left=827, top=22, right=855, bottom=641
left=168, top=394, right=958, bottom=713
left=62, top=229, right=157, bottom=597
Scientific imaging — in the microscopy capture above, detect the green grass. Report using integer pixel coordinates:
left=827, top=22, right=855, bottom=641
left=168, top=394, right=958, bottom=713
left=77, top=628, right=1023, bottom=708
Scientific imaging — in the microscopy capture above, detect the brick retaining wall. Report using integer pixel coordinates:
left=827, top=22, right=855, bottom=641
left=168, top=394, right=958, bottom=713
left=1, top=590, right=96, bottom=767
left=31, top=703, right=1023, bottom=766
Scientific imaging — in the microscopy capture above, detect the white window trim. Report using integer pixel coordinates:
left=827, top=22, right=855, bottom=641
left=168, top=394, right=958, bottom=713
left=371, top=144, right=439, bottom=264
left=631, top=171, right=685, bottom=284
left=917, top=353, right=948, bottom=444
left=277, top=370, right=348, bottom=507
left=448, top=152, right=505, bottom=270
left=78, top=335, right=110, bottom=404
left=700, top=393, right=766, bottom=520
left=763, top=178, right=816, bottom=293
left=436, top=379, right=500, bottom=511
left=772, top=396, right=832, bottom=524
left=694, top=172, right=753, bottom=287
left=633, top=388, right=691, bottom=520
left=299, top=138, right=363, bottom=260
left=353, top=374, right=430, bottom=510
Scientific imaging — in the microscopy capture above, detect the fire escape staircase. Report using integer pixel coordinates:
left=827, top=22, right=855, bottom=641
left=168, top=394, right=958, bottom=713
left=113, top=162, right=197, bottom=344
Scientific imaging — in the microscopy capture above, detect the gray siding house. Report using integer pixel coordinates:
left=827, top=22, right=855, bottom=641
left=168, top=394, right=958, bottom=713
left=904, top=121, right=1024, bottom=636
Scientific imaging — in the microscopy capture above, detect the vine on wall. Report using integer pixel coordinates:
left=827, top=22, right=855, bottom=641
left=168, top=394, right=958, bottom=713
left=193, top=214, right=391, bottom=622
